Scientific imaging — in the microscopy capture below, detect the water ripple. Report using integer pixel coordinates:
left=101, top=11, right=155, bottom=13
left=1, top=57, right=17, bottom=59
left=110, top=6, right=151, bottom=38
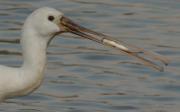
left=0, top=0, right=179, bottom=112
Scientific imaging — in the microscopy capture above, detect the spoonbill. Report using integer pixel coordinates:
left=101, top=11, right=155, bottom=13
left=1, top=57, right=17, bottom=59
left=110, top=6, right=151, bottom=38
left=0, top=7, right=169, bottom=102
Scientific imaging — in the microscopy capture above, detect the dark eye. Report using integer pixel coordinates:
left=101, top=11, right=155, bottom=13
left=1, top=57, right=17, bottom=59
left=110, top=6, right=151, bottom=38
left=48, top=15, right=55, bottom=21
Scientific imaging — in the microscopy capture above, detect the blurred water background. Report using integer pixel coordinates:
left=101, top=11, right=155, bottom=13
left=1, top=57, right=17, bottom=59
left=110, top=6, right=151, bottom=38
left=0, top=0, right=180, bottom=112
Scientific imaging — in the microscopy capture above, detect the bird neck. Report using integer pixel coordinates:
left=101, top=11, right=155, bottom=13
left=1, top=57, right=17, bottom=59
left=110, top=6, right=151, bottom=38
left=21, top=28, right=48, bottom=76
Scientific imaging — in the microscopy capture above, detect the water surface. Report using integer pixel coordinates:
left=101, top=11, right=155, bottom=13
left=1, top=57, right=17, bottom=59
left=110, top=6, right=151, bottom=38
left=0, top=0, right=180, bottom=112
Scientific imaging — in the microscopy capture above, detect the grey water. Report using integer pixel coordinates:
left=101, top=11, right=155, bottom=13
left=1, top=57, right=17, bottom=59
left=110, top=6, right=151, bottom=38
left=0, top=0, right=180, bottom=112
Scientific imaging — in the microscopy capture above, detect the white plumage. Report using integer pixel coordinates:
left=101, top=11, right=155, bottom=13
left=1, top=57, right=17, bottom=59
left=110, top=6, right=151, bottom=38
left=0, top=7, right=169, bottom=102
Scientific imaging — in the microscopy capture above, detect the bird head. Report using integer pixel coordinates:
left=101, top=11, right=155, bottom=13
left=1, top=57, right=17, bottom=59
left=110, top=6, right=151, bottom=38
left=22, top=7, right=169, bottom=71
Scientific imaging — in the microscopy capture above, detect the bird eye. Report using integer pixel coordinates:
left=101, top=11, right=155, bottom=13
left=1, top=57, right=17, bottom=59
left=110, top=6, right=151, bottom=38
left=48, top=15, right=55, bottom=21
